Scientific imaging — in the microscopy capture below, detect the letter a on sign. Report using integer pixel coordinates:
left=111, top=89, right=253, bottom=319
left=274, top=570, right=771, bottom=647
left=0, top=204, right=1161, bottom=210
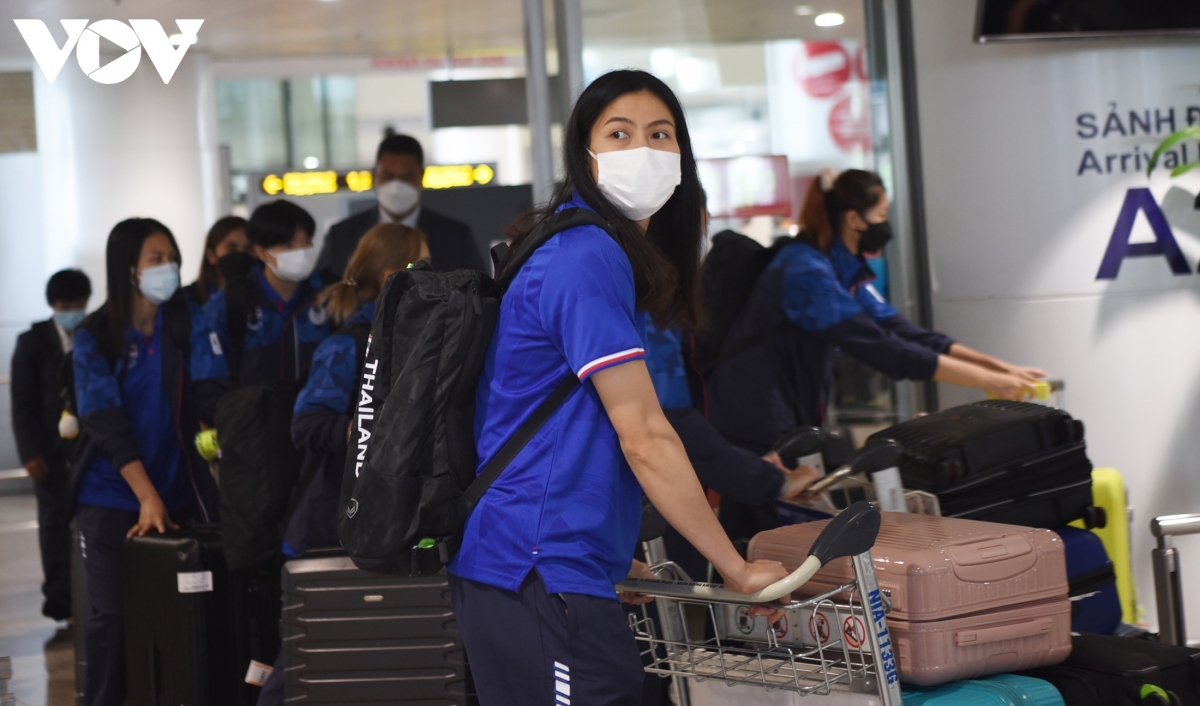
left=1096, top=188, right=1190, bottom=280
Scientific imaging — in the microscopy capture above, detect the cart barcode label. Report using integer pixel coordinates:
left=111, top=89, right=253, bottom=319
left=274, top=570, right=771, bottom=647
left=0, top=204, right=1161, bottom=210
left=245, top=659, right=274, bottom=686
left=176, top=570, right=213, bottom=594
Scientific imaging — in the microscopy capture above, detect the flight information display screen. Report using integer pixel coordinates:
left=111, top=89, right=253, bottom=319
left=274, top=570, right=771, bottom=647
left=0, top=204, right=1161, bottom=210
left=976, top=0, right=1200, bottom=42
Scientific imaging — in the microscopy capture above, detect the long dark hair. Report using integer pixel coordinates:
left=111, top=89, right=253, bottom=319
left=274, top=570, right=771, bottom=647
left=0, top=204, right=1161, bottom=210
left=509, top=70, right=706, bottom=331
left=194, top=215, right=247, bottom=303
left=93, top=217, right=181, bottom=364
left=798, top=169, right=885, bottom=253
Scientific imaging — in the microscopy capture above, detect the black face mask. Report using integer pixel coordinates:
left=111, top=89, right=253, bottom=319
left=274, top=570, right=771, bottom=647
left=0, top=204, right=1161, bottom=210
left=217, top=251, right=256, bottom=283
left=858, top=219, right=893, bottom=255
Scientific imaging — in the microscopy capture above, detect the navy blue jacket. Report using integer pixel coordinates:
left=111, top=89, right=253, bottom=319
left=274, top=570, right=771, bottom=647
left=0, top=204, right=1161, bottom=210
left=204, top=265, right=331, bottom=387
left=707, top=239, right=953, bottom=454
left=72, top=298, right=228, bottom=518
left=641, top=315, right=785, bottom=504
left=283, top=302, right=373, bottom=555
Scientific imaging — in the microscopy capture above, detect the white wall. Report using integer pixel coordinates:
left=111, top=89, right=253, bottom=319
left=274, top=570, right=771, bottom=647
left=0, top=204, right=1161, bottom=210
left=34, top=53, right=220, bottom=301
left=911, top=0, right=1200, bottom=637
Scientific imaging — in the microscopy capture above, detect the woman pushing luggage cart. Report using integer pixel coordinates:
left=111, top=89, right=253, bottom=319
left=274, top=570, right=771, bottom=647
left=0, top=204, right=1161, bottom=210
left=619, top=502, right=904, bottom=705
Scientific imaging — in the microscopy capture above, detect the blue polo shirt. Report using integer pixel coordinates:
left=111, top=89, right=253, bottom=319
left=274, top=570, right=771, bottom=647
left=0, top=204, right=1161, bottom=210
left=450, top=196, right=647, bottom=600
left=75, top=311, right=190, bottom=513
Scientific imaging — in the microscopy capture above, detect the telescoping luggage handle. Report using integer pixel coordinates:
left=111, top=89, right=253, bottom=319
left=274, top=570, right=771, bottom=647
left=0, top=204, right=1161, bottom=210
left=617, top=501, right=881, bottom=605
left=1150, top=512, right=1200, bottom=646
left=804, top=439, right=903, bottom=496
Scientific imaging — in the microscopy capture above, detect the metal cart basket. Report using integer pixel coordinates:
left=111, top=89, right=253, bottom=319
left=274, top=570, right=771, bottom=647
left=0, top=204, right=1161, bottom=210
left=618, top=502, right=903, bottom=705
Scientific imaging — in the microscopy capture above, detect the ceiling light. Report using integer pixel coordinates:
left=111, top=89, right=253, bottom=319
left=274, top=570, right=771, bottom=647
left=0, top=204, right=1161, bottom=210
left=304, top=156, right=321, bottom=169
left=815, top=12, right=845, bottom=27
left=794, top=5, right=815, bottom=15
left=168, top=33, right=198, bottom=46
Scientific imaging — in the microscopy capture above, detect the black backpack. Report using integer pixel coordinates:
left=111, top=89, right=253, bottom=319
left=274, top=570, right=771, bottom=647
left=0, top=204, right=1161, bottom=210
left=691, top=230, right=794, bottom=374
left=214, top=278, right=313, bottom=572
left=338, top=208, right=614, bottom=575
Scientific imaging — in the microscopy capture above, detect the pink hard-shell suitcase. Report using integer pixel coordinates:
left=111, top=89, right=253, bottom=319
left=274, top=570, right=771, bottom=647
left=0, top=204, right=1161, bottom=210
left=747, top=512, right=1072, bottom=686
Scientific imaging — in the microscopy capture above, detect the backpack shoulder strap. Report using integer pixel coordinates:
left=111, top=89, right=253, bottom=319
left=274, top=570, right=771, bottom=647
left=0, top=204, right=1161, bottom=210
left=224, top=276, right=251, bottom=385
left=460, top=209, right=612, bottom=509
left=340, top=321, right=372, bottom=382
left=164, top=295, right=192, bottom=360
left=462, top=371, right=579, bottom=508
left=494, top=208, right=615, bottom=290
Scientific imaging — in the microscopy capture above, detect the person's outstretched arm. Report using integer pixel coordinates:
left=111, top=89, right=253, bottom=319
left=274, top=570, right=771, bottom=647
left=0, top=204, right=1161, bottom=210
left=947, top=343, right=1047, bottom=382
left=591, top=360, right=789, bottom=595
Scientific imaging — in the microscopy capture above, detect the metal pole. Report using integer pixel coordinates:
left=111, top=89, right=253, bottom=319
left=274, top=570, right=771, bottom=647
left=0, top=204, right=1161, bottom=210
left=554, top=0, right=584, bottom=118
left=523, top=0, right=555, bottom=205
left=641, top=538, right=692, bottom=706
left=863, top=0, right=935, bottom=418
left=853, top=552, right=902, bottom=706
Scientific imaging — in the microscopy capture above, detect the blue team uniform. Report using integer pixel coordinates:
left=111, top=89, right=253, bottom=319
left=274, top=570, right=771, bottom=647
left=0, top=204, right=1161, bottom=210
left=448, top=195, right=648, bottom=704
left=708, top=237, right=953, bottom=455
left=204, top=264, right=331, bottom=386
left=72, top=298, right=228, bottom=706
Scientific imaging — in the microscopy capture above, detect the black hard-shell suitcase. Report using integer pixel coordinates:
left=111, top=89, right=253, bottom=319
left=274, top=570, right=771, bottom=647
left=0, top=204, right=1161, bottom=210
left=123, top=526, right=242, bottom=706
left=1020, top=633, right=1200, bottom=705
left=867, top=400, right=1098, bottom=528
left=282, top=555, right=473, bottom=704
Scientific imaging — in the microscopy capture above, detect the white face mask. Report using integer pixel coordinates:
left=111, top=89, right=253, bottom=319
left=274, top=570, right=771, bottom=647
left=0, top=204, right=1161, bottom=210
left=376, top=178, right=420, bottom=217
left=269, top=245, right=317, bottom=283
left=138, top=262, right=180, bottom=305
left=589, top=146, right=682, bottom=222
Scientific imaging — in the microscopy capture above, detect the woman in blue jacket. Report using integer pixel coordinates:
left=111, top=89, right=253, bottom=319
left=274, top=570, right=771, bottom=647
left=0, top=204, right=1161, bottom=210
left=73, top=218, right=228, bottom=706
left=707, top=169, right=1046, bottom=456
left=284, top=223, right=429, bottom=556
left=449, top=69, right=791, bottom=706
left=253, top=223, right=429, bottom=706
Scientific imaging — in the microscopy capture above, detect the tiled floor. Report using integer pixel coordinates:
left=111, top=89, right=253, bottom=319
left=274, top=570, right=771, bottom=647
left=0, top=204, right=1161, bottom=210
left=0, top=493, right=75, bottom=706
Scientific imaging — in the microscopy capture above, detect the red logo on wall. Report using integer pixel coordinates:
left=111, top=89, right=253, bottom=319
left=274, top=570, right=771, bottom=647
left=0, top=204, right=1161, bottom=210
left=829, top=95, right=871, bottom=152
left=795, top=42, right=851, bottom=99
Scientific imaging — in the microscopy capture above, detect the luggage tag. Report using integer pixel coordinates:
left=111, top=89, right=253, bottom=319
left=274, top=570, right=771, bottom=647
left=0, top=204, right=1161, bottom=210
left=176, top=571, right=214, bottom=593
left=245, top=659, right=274, bottom=686
left=871, top=467, right=907, bottom=513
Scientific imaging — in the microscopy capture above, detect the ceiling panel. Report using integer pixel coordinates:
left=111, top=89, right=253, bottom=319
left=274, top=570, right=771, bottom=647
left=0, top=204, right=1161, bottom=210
left=0, top=0, right=865, bottom=61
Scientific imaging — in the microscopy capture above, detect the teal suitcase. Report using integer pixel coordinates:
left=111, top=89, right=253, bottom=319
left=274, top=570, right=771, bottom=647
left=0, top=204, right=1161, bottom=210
left=904, top=674, right=1065, bottom=705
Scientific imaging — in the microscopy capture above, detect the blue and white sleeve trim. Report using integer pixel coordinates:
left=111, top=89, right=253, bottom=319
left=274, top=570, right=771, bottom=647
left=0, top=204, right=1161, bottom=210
left=576, top=347, right=646, bottom=380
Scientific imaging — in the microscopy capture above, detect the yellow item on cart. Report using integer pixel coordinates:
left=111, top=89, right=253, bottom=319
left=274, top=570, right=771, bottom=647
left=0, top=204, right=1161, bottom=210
left=1071, top=467, right=1139, bottom=624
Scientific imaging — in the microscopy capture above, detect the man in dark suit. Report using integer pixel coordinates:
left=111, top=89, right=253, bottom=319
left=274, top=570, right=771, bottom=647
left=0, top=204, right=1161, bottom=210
left=317, top=134, right=484, bottom=277
left=11, top=268, right=92, bottom=622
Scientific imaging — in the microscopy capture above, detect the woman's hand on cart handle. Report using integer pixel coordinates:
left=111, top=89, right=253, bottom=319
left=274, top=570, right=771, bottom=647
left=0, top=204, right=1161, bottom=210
left=619, top=560, right=659, bottom=605
left=737, top=502, right=883, bottom=604
left=727, top=559, right=790, bottom=623
left=780, top=465, right=823, bottom=501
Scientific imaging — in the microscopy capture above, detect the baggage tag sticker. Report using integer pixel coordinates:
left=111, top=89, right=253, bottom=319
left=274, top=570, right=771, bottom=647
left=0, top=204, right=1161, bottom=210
left=871, top=467, right=907, bottom=513
left=245, top=659, right=274, bottom=687
left=176, top=570, right=214, bottom=594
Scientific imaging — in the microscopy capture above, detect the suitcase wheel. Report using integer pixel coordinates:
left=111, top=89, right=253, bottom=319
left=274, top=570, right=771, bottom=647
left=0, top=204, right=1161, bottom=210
left=1081, top=505, right=1108, bottom=530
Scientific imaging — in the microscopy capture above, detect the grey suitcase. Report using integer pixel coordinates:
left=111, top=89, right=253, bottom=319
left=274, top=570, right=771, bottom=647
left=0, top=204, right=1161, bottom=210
left=282, top=555, right=472, bottom=704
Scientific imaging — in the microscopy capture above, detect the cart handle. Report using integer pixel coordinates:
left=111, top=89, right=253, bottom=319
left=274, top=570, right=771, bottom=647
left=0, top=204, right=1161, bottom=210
left=773, top=427, right=825, bottom=460
left=1151, top=514, right=1200, bottom=539
left=806, top=441, right=903, bottom=495
left=617, top=502, right=881, bottom=605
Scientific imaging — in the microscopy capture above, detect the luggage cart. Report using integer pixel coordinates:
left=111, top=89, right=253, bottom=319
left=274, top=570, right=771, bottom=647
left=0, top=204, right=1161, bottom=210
left=1150, top=512, right=1200, bottom=646
left=619, top=503, right=903, bottom=705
